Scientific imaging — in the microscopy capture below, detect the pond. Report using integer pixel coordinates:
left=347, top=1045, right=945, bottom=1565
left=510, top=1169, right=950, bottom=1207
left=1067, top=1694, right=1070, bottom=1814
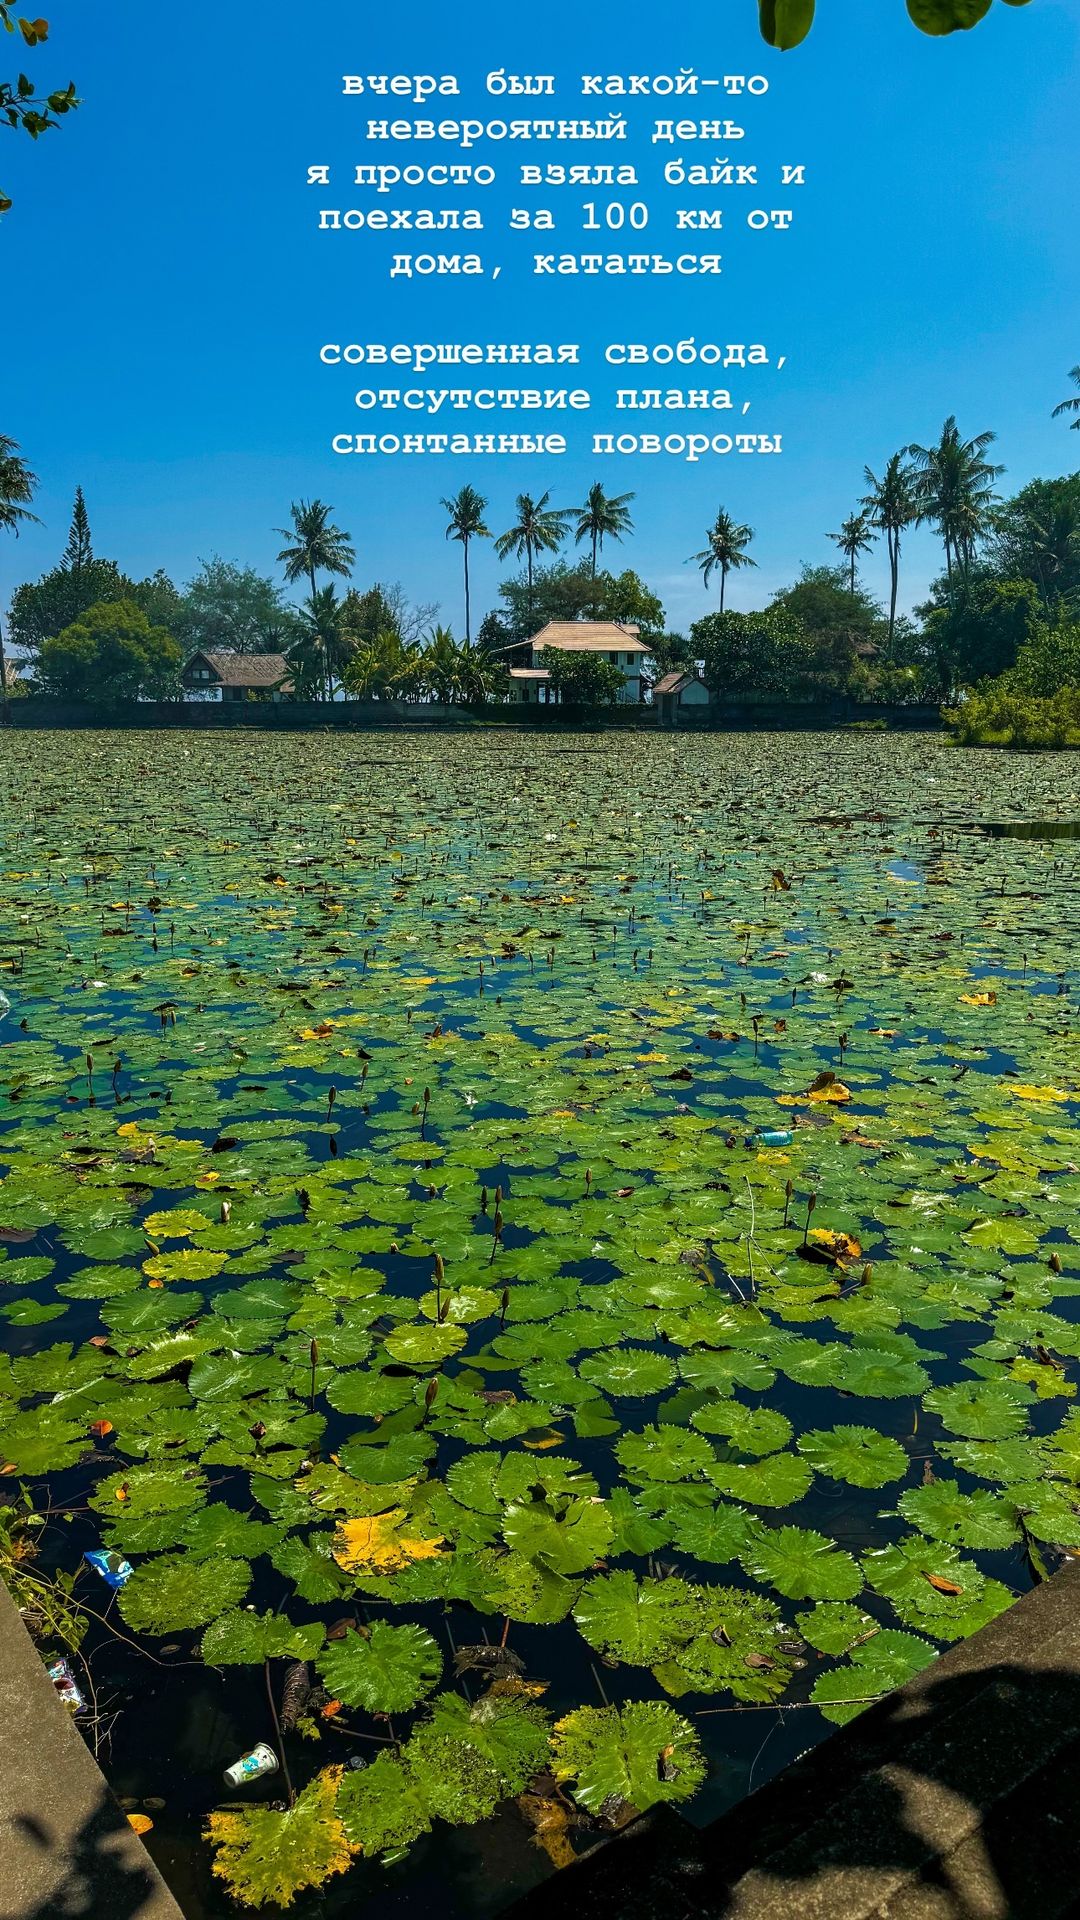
left=0, top=726, right=1078, bottom=1916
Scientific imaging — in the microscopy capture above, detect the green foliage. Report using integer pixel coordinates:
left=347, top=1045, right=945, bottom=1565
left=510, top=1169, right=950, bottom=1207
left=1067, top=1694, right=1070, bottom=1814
left=10, top=560, right=137, bottom=652
left=537, top=646, right=627, bottom=708
left=769, top=566, right=887, bottom=688
left=0, top=1484, right=86, bottom=1652
left=948, top=682, right=1080, bottom=750
left=503, top=1492, right=614, bottom=1574
left=693, top=606, right=813, bottom=697
left=337, top=1751, right=431, bottom=1854
left=200, top=1609, right=324, bottom=1665
left=336, top=1688, right=550, bottom=1857
left=315, top=1621, right=441, bottom=1712
left=740, top=1524, right=863, bottom=1601
left=207, top=1766, right=356, bottom=1908
left=757, top=0, right=1031, bottom=48
left=810, top=1628, right=937, bottom=1725
left=1, top=724, right=1078, bottom=1907
left=119, top=1553, right=251, bottom=1634
left=0, top=7, right=79, bottom=215
left=551, top=1702, right=706, bottom=1815
left=796, top=1426, right=908, bottom=1488
left=178, top=557, right=302, bottom=656
left=36, top=600, right=182, bottom=703
left=498, top=562, right=661, bottom=644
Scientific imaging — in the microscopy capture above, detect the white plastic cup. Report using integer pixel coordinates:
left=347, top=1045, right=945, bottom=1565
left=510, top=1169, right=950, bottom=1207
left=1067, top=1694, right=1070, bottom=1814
left=223, top=1743, right=279, bottom=1788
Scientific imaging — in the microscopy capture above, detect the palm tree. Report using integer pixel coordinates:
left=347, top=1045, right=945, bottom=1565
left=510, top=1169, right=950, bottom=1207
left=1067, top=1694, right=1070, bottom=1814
left=0, top=436, right=41, bottom=716
left=295, top=585, right=357, bottom=700
left=689, top=509, right=757, bottom=613
left=275, top=499, right=355, bottom=698
left=1053, top=366, right=1080, bottom=431
left=493, top=492, right=571, bottom=623
left=441, top=485, right=490, bottom=642
left=862, top=453, right=918, bottom=652
left=829, top=510, right=875, bottom=596
left=574, top=483, right=635, bottom=579
left=908, top=417, right=1003, bottom=578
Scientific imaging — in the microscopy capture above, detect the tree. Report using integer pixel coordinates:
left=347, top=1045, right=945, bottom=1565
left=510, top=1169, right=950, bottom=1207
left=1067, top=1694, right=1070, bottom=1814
left=769, top=565, right=887, bottom=688
left=441, top=485, right=490, bottom=643
left=419, top=625, right=507, bottom=705
left=0, top=432, right=39, bottom=713
left=1052, top=366, right=1080, bottom=431
left=537, top=647, right=625, bottom=707
left=829, top=511, right=875, bottom=596
left=690, top=509, right=757, bottom=612
left=275, top=500, right=355, bottom=697
left=61, top=487, right=92, bottom=613
left=36, top=600, right=181, bottom=703
left=179, top=558, right=301, bottom=655
left=908, top=416, right=1003, bottom=578
left=986, top=473, right=1080, bottom=605
left=574, top=484, right=635, bottom=579
left=862, top=453, right=918, bottom=651
left=593, top=569, right=665, bottom=638
left=10, top=557, right=137, bottom=655
left=342, top=582, right=437, bottom=650
left=493, top=493, right=571, bottom=623
left=0, top=7, right=79, bottom=215
left=498, top=561, right=597, bottom=642
left=919, top=575, right=1036, bottom=697
left=1007, top=608, right=1080, bottom=698
left=693, top=606, right=812, bottom=698
left=131, top=570, right=185, bottom=634
left=645, top=631, right=695, bottom=679
left=342, top=628, right=422, bottom=702
left=292, top=586, right=355, bottom=699
left=757, top=0, right=1032, bottom=52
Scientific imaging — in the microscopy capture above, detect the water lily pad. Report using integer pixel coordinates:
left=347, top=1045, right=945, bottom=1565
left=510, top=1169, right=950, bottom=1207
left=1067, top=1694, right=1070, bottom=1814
left=120, top=1552, right=251, bottom=1633
left=316, top=1622, right=442, bottom=1712
left=552, top=1701, right=706, bottom=1815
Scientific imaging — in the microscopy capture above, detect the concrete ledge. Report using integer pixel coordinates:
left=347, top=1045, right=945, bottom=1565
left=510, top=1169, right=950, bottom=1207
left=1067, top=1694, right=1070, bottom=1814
left=505, top=1564, right=1080, bottom=1920
left=0, top=1581, right=183, bottom=1920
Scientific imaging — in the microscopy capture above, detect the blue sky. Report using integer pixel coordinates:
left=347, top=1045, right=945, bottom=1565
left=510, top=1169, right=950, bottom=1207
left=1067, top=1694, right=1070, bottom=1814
left=4, top=0, right=1078, bottom=637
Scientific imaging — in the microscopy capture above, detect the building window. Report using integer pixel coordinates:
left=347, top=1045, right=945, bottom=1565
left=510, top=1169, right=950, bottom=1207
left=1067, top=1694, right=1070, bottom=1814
left=609, top=651, right=618, bottom=664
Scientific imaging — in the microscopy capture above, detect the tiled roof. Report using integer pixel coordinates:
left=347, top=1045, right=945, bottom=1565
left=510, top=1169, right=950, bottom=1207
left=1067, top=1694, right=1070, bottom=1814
left=530, top=622, right=648, bottom=654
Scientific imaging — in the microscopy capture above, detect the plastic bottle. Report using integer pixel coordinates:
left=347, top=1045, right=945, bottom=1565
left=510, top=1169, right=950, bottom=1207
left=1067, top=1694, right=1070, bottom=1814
left=746, top=1129, right=794, bottom=1148
left=223, top=1744, right=279, bottom=1789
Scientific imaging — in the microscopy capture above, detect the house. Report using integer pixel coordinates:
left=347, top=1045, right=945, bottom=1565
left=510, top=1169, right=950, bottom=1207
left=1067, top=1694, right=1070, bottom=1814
left=508, top=622, right=649, bottom=706
left=181, top=651, right=292, bottom=702
left=654, top=668, right=712, bottom=725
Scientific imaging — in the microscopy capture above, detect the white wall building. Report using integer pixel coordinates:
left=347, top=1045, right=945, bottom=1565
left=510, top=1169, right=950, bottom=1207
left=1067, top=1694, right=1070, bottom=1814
left=508, top=622, right=649, bottom=706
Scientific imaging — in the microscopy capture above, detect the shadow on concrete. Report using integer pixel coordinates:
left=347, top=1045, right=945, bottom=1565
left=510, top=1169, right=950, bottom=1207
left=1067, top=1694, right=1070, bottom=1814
left=506, top=1569, right=1080, bottom=1920
left=2, top=1786, right=178, bottom=1920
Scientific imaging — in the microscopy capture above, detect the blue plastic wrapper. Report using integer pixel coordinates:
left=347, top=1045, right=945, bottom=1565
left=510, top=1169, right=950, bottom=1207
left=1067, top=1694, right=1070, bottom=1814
left=84, top=1547, right=133, bottom=1589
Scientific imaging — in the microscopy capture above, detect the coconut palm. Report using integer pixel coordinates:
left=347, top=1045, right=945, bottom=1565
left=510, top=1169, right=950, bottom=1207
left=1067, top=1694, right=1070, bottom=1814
left=862, top=453, right=918, bottom=652
left=292, top=585, right=358, bottom=700
left=442, top=485, right=490, bottom=642
left=908, top=417, right=1003, bottom=578
left=493, top=492, right=571, bottom=623
left=1053, top=366, right=1080, bottom=431
left=275, top=499, right=355, bottom=697
left=345, top=628, right=423, bottom=702
left=689, top=509, right=757, bottom=613
left=0, top=435, right=41, bottom=714
left=574, top=483, right=635, bottom=579
left=829, top=510, right=875, bottom=596
left=420, top=625, right=506, bottom=705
